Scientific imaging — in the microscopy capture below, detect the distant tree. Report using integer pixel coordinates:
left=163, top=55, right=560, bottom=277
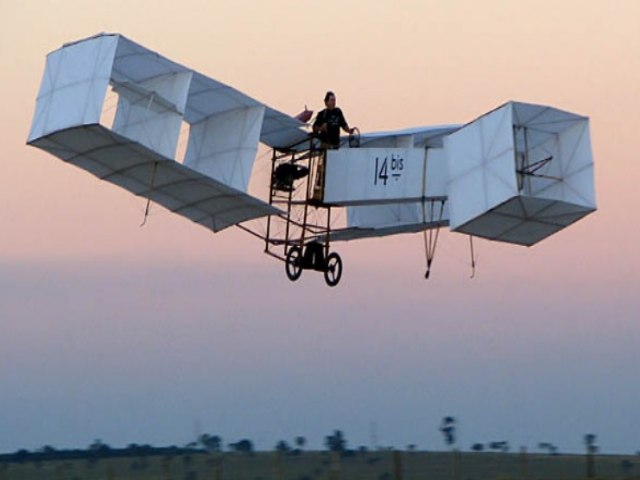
left=229, top=439, right=254, bottom=454
left=13, top=449, right=30, bottom=463
left=131, top=444, right=154, bottom=457
left=88, top=439, right=111, bottom=455
left=488, top=441, right=509, bottom=453
left=471, top=443, right=484, bottom=452
left=406, top=444, right=417, bottom=452
left=440, top=417, right=456, bottom=448
left=275, top=440, right=291, bottom=453
left=37, top=445, right=57, bottom=460
left=584, top=434, right=598, bottom=479
left=325, top=430, right=347, bottom=453
left=295, top=436, right=306, bottom=450
left=199, top=434, right=222, bottom=452
left=584, top=434, right=598, bottom=454
left=538, top=442, right=559, bottom=456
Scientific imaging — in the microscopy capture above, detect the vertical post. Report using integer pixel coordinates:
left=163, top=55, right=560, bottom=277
left=329, top=450, right=341, bottom=480
left=518, top=446, right=528, bottom=480
left=311, top=148, right=326, bottom=203
left=523, top=126, right=531, bottom=193
left=300, top=149, right=317, bottom=249
left=214, top=453, right=223, bottom=480
left=282, top=151, right=295, bottom=256
left=147, top=458, right=153, bottom=480
left=106, top=463, right=115, bottom=480
left=272, top=451, right=284, bottom=480
left=513, top=125, right=523, bottom=191
left=450, top=448, right=460, bottom=480
left=369, top=422, right=378, bottom=451
left=265, top=148, right=277, bottom=253
left=584, top=434, right=597, bottom=479
left=392, top=450, right=403, bottom=480
left=586, top=450, right=595, bottom=479
left=162, top=455, right=171, bottom=480
left=324, top=206, right=332, bottom=259
left=306, top=140, right=316, bottom=202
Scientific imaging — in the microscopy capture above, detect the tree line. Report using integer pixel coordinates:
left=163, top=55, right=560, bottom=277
left=2, top=419, right=637, bottom=465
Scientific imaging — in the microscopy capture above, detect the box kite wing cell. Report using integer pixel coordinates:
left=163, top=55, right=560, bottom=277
left=27, top=33, right=310, bottom=232
left=444, top=102, right=596, bottom=246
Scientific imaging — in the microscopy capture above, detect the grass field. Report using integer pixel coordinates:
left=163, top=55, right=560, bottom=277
left=1, top=450, right=639, bottom=480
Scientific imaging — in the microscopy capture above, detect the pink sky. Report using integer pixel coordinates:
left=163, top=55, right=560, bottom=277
left=1, top=0, right=639, bottom=454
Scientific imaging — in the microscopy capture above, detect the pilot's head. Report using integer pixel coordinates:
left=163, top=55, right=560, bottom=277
left=324, top=91, right=336, bottom=109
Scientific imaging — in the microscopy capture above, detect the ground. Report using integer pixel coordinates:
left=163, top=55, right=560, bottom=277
left=1, top=450, right=639, bottom=480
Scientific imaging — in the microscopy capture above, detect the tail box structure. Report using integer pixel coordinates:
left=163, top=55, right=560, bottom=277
left=444, top=102, right=595, bottom=246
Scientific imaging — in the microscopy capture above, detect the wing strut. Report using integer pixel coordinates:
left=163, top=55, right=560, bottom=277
left=423, top=199, right=445, bottom=279
left=469, top=235, right=476, bottom=279
left=140, top=160, right=158, bottom=227
left=421, top=147, right=445, bottom=280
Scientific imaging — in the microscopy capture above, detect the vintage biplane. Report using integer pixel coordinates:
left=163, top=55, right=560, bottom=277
left=27, top=34, right=596, bottom=286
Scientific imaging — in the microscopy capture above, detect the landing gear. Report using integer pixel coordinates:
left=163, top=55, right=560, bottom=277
left=323, top=252, right=343, bottom=287
left=285, top=246, right=303, bottom=281
left=284, top=243, right=343, bottom=286
left=265, top=143, right=344, bottom=288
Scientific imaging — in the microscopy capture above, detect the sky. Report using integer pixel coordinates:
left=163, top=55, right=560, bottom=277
left=1, top=0, right=639, bottom=455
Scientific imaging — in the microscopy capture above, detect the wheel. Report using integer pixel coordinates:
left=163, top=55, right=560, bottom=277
left=285, top=246, right=303, bottom=281
left=323, top=252, right=343, bottom=287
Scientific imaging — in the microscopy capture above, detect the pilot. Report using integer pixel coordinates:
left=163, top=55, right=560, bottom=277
left=313, top=91, right=354, bottom=149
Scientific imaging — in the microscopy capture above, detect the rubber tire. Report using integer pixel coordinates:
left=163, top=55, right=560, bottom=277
left=323, top=252, right=343, bottom=287
left=285, top=246, right=303, bottom=281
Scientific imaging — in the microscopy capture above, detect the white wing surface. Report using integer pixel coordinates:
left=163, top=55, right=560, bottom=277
left=27, top=33, right=312, bottom=232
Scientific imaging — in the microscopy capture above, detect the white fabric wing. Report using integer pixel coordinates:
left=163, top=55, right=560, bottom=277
left=27, top=33, right=309, bottom=232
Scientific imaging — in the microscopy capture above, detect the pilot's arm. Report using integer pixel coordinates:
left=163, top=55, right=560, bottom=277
left=338, top=109, right=354, bottom=134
